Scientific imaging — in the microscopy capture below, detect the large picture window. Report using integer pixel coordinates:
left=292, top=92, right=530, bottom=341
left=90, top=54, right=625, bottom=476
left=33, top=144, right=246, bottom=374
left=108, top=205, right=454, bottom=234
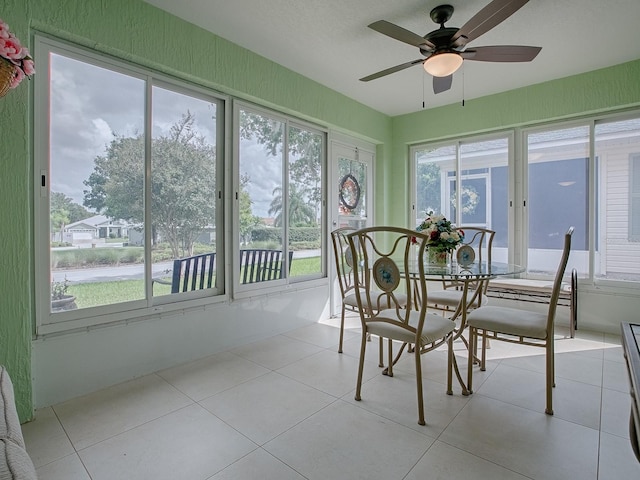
left=35, top=37, right=224, bottom=332
left=235, top=105, right=325, bottom=291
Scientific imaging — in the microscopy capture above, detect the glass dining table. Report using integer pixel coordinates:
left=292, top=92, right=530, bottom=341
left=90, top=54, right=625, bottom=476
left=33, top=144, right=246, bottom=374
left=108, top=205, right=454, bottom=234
left=402, top=259, right=526, bottom=395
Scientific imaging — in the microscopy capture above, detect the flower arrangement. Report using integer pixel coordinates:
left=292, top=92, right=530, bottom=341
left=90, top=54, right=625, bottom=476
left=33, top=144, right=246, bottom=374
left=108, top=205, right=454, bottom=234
left=414, top=212, right=464, bottom=253
left=0, top=17, right=35, bottom=92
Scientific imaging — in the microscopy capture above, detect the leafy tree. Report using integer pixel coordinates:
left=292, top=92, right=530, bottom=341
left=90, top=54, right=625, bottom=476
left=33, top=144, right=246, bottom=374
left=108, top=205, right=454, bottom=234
left=268, top=184, right=316, bottom=227
left=239, top=111, right=322, bottom=225
left=415, top=161, right=442, bottom=220
left=50, top=192, right=92, bottom=240
left=238, top=174, right=261, bottom=244
left=83, top=112, right=216, bottom=257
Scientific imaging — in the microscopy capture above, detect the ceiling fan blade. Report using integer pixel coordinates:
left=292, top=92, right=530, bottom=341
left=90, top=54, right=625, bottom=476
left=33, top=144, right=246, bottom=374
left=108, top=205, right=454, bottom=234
left=433, top=75, right=453, bottom=94
left=368, top=20, right=435, bottom=49
left=359, top=59, right=425, bottom=82
left=460, top=45, right=541, bottom=62
left=451, top=0, right=530, bottom=47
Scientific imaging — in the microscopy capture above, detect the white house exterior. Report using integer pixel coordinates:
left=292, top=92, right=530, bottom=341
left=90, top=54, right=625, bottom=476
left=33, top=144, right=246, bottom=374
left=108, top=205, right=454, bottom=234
left=63, top=215, right=129, bottom=245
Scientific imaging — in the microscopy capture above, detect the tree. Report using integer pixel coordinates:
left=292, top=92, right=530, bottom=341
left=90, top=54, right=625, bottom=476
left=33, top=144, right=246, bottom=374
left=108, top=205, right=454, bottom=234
left=239, top=111, right=322, bottom=225
left=50, top=191, right=92, bottom=241
left=268, top=184, right=316, bottom=227
left=238, top=174, right=261, bottom=244
left=416, top=161, right=442, bottom=220
left=83, top=112, right=216, bottom=257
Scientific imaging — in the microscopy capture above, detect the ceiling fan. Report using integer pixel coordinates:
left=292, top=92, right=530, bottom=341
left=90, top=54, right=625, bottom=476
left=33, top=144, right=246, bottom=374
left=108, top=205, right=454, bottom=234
left=360, top=0, right=541, bottom=94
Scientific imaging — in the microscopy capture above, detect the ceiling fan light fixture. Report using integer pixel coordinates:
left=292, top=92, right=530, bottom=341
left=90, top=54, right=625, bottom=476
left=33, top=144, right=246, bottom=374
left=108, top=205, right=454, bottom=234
left=423, top=52, right=463, bottom=77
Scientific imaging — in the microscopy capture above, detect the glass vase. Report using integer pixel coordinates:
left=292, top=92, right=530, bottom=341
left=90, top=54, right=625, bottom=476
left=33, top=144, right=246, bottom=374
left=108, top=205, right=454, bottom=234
left=428, top=249, right=449, bottom=266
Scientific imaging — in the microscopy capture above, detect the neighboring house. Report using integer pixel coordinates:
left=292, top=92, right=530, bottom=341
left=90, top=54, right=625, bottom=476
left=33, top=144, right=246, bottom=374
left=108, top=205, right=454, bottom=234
left=63, top=215, right=129, bottom=245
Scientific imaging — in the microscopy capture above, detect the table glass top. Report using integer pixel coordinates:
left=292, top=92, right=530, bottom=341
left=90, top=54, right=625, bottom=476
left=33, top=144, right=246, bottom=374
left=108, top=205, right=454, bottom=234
left=408, top=260, right=525, bottom=280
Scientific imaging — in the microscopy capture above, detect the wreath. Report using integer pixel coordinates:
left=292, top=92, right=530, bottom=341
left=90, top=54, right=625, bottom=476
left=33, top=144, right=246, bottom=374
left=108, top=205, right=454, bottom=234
left=339, top=173, right=361, bottom=211
left=451, top=185, right=479, bottom=215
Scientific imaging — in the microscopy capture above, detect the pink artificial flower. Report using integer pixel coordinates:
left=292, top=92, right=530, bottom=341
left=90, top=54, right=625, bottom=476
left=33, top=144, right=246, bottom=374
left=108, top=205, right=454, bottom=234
left=9, top=66, right=24, bottom=89
left=0, top=35, right=25, bottom=60
left=0, top=20, right=10, bottom=39
left=21, top=58, right=34, bottom=75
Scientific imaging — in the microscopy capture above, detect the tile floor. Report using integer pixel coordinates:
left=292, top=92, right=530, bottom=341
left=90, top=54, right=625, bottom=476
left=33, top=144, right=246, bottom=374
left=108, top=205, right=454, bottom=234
left=22, top=315, right=640, bottom=480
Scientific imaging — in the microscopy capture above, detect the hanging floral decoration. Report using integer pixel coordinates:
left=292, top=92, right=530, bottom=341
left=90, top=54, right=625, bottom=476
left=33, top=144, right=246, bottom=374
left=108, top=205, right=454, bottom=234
left=0, top=17, right=35, bottom=95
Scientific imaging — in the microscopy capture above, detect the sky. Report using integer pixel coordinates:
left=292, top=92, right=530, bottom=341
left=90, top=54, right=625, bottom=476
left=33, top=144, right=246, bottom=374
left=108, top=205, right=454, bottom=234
left=49, top=52, right=278, bottom=218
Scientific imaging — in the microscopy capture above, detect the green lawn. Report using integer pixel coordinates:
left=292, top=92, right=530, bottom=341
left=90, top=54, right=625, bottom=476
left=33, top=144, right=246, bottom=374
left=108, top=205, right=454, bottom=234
left=65, top=256, right=321, bottom=308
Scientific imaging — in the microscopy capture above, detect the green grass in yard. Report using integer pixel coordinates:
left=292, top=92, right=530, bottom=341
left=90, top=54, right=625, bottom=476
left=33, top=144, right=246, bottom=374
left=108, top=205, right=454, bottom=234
left=64, top=256, right=321, bottom=308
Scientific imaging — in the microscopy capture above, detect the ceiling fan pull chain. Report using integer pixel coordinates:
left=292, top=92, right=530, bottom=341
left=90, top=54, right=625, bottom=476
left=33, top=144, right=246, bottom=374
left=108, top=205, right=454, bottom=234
left=462, top=65, right=465, bottom=107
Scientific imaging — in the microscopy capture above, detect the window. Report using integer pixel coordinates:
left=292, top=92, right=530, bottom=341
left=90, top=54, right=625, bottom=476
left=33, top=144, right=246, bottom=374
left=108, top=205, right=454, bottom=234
left=526, top=126, right=589, bottom=276
left=411, top=113, right=640, bottom=285
left=594, top=118, right=640, bottom=280
left=234, top=104, right=326, bottom=291
left=35, top=37, right=224, bottom=332
left=412, top=135, right=510, bottom=261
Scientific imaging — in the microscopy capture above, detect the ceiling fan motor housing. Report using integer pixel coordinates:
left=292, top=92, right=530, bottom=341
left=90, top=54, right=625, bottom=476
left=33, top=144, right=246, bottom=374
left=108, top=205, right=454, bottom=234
left=421, top=27, right=460, bottom=56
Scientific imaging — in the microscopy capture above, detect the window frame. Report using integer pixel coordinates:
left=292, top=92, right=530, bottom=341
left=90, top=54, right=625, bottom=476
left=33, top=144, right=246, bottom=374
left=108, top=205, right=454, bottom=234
left=34, top=34, right=228, bottom=336
left=630, top=153, right=640, bottom=242
left=232, top=101, right=328, bottom=299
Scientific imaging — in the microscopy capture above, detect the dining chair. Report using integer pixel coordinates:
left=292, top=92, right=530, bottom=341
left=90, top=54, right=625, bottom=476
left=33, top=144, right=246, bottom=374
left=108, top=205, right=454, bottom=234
left=331, top=227, right=407, bottom=358
left=466, top=226, right=574, bottom=415
left=427, top=226, right=495, bottom=316
left=348, top=226, right=456, bottom=426
left=331, top=226, right=365, bottom=354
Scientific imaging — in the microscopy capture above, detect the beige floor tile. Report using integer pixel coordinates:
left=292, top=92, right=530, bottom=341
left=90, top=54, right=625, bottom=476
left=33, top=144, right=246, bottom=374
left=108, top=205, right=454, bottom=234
left=501, top=350, right=604, bottom=387
left=343, top=371, right=469, bottom=436
left=210, top=448, right=306, bottom=479
left=597, top=431, right=640, bottom=480
left=264, top=400, right=435, bottom=480
left=439, top=395, right=599, bottom=479
left=405, top=440, right=529, bottom=480
left=283, top=321, right=357, bottom=349
left=157, top=350, right=270, bottom=401
left=276, top=348, right=380, bottom=397
left=22, top=406, right=75, bottom=468
left=35, top=453, right=91, bottom=480
left=52, top=373, right=192, bottom=450
left=601, top=387, right=632, bottom=438
left=603, top=357, right=631, bottom=393
left=79, top=404, right=257, bottom=480
left=476, top=363, right=602, bottom=428
left=230, top=334, right=324, bottom=370
left=200, top=371, right=335, bottom=444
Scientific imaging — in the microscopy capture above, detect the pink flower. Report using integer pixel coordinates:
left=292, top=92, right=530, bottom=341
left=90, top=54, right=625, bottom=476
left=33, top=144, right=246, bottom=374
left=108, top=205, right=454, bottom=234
left=21, top=58, right=34, bottom=75
left=0, top=20, right=10, bottom=40
left=0, top=36, right=24, bottom=60
left=9, top=66, right=24, bottom=89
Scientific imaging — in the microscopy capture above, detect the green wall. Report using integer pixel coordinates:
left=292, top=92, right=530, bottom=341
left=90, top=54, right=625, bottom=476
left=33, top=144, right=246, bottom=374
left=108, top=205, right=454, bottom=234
left=382, top=59, right=640, bottom=227
left=0, top=0, right=390, bottom=422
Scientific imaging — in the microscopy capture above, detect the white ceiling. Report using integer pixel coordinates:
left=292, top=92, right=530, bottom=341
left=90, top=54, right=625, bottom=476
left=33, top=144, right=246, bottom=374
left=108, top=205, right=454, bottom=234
left=143, top=0, right=640, bottom=117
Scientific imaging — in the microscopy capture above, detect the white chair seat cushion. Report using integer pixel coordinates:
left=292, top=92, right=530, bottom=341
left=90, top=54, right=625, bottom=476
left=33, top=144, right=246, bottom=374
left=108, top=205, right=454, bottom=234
left=466, top=305, right=548, bottom=339
left=367, top=310, right=455, bottom=345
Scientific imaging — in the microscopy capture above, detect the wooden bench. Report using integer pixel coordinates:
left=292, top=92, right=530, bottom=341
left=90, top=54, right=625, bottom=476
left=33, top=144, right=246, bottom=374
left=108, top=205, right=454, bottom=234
left=152, top=249, right=293, bottom=293
left=152, top=252, right=217, bottom=293
left=485, top=268, right=578, bottom=337
left=239, top=249, right=294, bottom=284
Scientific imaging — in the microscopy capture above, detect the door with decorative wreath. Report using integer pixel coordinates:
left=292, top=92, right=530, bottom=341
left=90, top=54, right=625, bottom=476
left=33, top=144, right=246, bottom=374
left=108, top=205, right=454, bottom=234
left=329, top=138, right=374, bottom=318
